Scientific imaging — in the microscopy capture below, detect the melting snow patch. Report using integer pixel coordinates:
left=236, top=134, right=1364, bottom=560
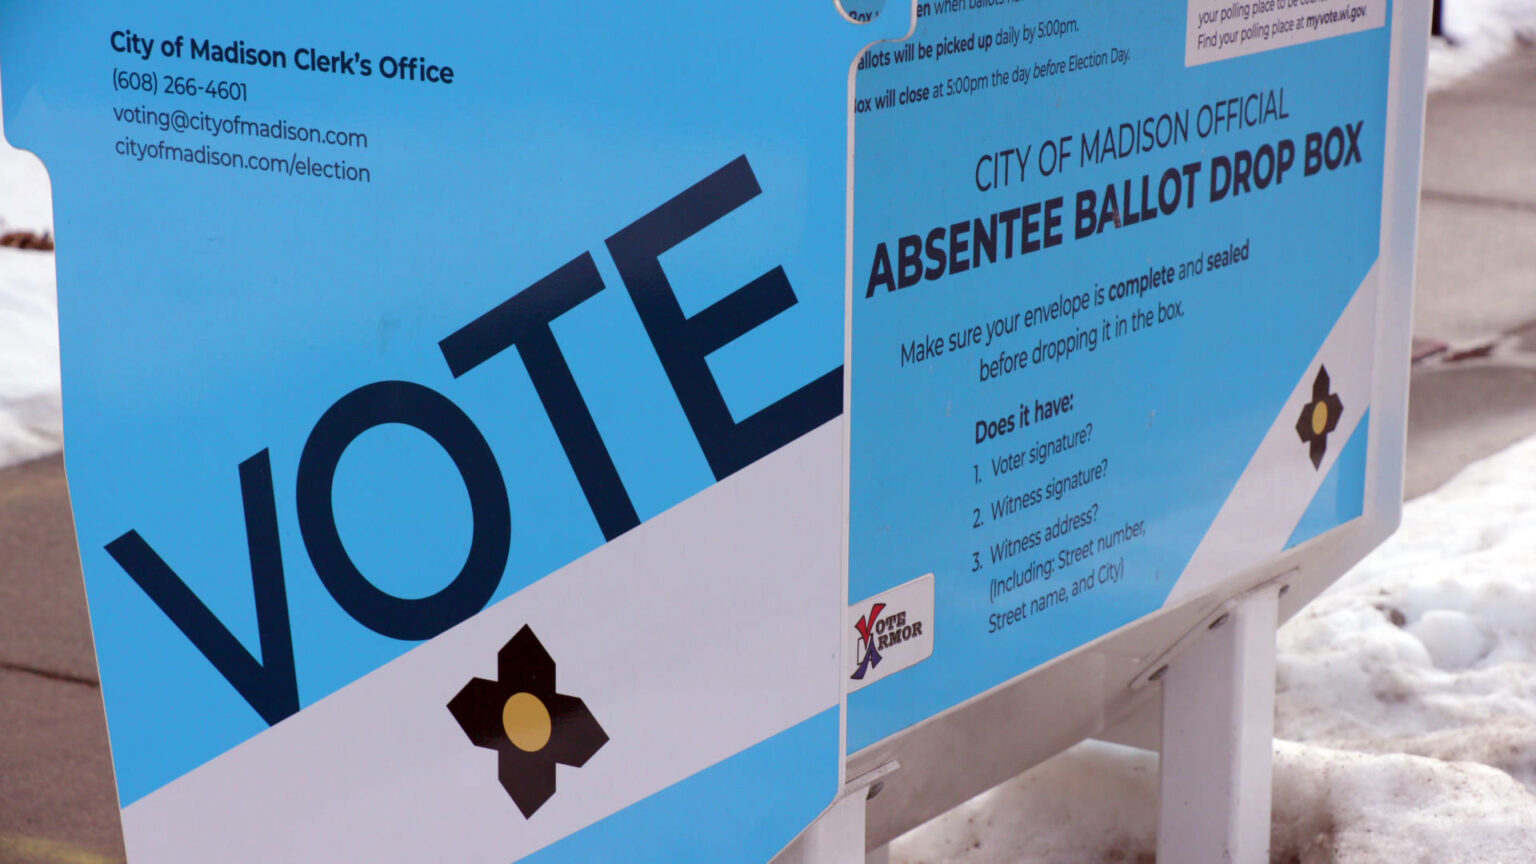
left=892, top=740, right=1536, bottom=863
left=890, top=741, right=1159, bottom=864
left=1271, top=742, right=1536, bottom=864
left=1278, top=433, right=1536, bottom=796
left=894, top=436, right=1536, bottom=861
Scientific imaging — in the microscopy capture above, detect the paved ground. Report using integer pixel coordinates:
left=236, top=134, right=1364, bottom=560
left=0, top=44, right=1533, bottom=864
left=1406, top=45, right=1536, bottom=497
left=0, top=456, right=123, bottom=863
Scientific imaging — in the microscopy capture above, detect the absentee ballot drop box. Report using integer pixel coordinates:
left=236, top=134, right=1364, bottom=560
left=1, top=0, right=1426, bottom=861
left=832, top=0, right=1426, bottom=857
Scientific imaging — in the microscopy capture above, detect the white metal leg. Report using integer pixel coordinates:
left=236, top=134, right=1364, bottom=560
left=865, top=843, right=890, bottom=864
left=801, top=791, right=867, bottom=864
left=1156, top=585, right=1279, bottom=864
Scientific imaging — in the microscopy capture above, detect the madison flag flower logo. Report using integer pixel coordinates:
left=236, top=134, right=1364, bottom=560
left=1296, top=365, right=1344, bottom=469
left=448, top=625, right=608, bottom=817
left=851, top=602, right=886, bottom=680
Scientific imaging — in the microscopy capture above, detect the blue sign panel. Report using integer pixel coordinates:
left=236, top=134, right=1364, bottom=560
left=847, top=0, right=1391, bottom=749
left=1, top=3, right=909, bottom=860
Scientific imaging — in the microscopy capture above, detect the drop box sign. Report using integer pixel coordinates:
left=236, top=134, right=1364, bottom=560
left=845, top=0, right=1391, bottom=749
left=0, top=2, right=916, bottom=861
left=1, top=0, right=1405, bottom=860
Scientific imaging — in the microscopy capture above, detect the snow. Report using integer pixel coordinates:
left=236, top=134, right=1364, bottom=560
left=892, top=436, right=1536, bottom=862
left=0, top=245, right=60, bottom=469
left=0, top=64, right=60, bottom=471
left=892, top=740, right=1536, bottom=863
left=1277, top=436, right=1536, bottom=795
left=1429, top=0, right=1536, bottom=90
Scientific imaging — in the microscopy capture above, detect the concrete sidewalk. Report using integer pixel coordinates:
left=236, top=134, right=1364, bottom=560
left=0, top=455, right=123, bottom=863
left=1407, top=45, right=1536, bottom=497
left=1, top=44, right=1534, bottom=864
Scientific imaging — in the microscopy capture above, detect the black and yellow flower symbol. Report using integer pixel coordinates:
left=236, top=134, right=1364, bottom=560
left=1295, top=365, right=1344, bottom=469
left=448, top=625, right=608, bottom=817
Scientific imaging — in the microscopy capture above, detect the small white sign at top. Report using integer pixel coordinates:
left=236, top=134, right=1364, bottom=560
left=1186, top=0, right=1386, bottom=66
